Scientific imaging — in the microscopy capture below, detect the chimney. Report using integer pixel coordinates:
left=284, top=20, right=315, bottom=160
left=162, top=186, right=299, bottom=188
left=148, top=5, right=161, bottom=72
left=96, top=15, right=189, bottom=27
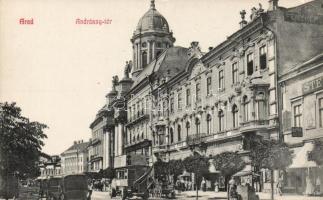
left=74, top=141, right=77, bottom=145
left=208, top=47, right=213, bottom=51
left=268, top=0, right=278, bottom=11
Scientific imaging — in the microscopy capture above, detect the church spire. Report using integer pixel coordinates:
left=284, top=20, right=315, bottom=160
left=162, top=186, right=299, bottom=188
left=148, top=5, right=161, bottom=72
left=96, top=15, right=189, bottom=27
left=150, top=0, right=155, bottom=9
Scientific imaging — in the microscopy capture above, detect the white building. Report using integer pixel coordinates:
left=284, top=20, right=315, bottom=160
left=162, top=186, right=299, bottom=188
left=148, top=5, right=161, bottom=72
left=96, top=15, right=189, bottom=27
left=61, top=140, right=89, bottom=175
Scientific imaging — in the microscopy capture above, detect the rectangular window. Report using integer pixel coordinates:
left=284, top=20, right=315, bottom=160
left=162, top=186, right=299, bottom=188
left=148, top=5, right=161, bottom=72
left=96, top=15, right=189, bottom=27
left=129, top=107, right=132, bottom=121
left=207, top=77, right=212, bottom=95
left=196, top=83, right=201, bottom=101
left=158, top=103, right=162, bottom=117
left=247, top=53, right=254, bottom=76
left=186, top=89, right=191, bottom=106
left=178, top=92, right=182, bottom=109
left=219, top=70, right=224, bottom=89
left=232, top=62, right=238, bottom=84
left=141, top=101, right=144, bottom=115
left=294, top=104, right=302, bottom=127
left=163, top=100, right=167, bottom=116
left=137, top=102, right=140, bottom=118
left=170, top=97, right=174, bottom=113
left=319, top=98, right=323, bottom=127
left=260, top=46, right=267, bottom=70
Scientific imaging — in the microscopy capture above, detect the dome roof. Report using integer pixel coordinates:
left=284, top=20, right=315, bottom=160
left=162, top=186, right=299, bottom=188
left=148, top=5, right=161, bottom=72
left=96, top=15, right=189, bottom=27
left=135, top=1, right=170, bottom=34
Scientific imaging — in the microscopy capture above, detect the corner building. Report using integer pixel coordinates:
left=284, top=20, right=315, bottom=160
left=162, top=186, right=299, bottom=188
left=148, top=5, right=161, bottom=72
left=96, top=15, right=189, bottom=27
left=91, top=0, right=323, bottom=195
left=136, top=0, right=323, bottom=193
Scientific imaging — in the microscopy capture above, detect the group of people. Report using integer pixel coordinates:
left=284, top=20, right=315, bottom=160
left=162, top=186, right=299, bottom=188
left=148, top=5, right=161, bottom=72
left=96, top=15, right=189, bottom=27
left=175, top=179, right=193, bottom=191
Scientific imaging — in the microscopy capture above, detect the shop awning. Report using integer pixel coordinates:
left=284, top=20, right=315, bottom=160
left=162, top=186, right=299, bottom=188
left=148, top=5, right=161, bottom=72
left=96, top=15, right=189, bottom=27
left=232, top=165, right=259, bottom=177
left=233, top=171, right=260, bottom=177
left=289, top=142, right=317, bottom=169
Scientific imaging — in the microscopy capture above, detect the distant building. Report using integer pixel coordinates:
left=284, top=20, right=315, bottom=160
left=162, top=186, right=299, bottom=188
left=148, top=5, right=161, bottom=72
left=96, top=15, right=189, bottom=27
left=38, top=154, right=62, bottom=178
left=61, top=140, right=89, bottom=175
left=88, top=107, right=108, bottom=172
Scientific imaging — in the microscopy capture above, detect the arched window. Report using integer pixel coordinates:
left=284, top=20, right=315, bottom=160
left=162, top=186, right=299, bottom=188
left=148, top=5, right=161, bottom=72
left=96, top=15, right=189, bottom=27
left=141, top=132, right=144, bottom=139
left=195, top=118, right=200, bottom=135
left=177, top=125, right=181, bottom=141
left=218, top=110, right=224, bottom=131
left=142, top=51, right=148, bottom=67
left=137, top=134, right=139, bottom=141
left=186, top=122, right=190, bottom=137
left=232, top=104, right=239, bottom=128
left=243, top=96, right=249, bottom=122
left=170, top=128, right=174, bottom=144
left=206, top=114, right=212, bottom=135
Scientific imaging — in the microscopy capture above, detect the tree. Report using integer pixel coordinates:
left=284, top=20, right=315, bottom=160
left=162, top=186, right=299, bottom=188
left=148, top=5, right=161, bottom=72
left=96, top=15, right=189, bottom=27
left=168, top=159, right=184, bottom=182
left=212, top=151, right=246, bottom=189
left=249, top=137, right=293, bottom=200
left=308, top=141, right=323, bottom=165
left=183, top=153, right=209, bottom=200
left=101, top=167, right=115, bottom=180
left=0, top=102, right=48, bottom=179
left=153, top=158, right=169, bottom=181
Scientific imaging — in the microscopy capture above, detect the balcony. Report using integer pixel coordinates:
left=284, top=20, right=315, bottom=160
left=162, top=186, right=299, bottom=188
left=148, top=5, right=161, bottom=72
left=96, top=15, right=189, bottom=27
left=90, top=154, right=103, bottom=162
left=124, top=139, right=151, bottom=153
left=91, top=138, right=101, bottom=146
left=126, top=114, right=149, bottom=127
left=152, top=144, right=168, bottom=154
left=186, top=133, right=207, bottom=146
left=168, top=141, right=187, bottom=151
left=240, top=119, right=270, bottom=133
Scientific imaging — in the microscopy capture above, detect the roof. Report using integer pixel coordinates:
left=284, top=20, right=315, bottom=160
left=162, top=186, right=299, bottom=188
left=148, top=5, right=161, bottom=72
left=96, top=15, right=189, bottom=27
left=131, top=46, right=190, bottom=89
left=134, top=0, right=170, bottom=35
left=61, top=141, right=89, bottom=155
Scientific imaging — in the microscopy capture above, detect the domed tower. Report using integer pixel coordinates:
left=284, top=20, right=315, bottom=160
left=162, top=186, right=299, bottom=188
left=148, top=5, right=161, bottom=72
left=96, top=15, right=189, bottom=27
left=131, top=0, right=176, bottom=77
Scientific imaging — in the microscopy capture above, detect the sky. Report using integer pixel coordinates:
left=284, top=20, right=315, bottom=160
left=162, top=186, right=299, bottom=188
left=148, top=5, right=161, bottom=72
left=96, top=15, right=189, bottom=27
left=0, top=0, right=310, bottom=155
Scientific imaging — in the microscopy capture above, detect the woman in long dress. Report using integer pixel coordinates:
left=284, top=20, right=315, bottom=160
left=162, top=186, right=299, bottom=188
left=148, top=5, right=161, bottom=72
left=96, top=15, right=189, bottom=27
left=305, top=171, right=314, bottom=195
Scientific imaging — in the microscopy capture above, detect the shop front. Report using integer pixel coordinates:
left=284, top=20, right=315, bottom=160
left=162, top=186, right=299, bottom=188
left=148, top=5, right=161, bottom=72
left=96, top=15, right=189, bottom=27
left=285, top=142, right=322, bottom=195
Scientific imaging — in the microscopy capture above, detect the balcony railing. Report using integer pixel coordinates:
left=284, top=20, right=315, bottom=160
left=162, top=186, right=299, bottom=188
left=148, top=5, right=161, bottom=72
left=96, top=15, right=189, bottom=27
left=90, top=154, right=103, bottom=162
left=126, top=113, right=149, bottom=127
left=168, top=141, right=187, bottom=150
left=152, top=144, right=168, bottom=154
left=239, top=119, right=270, bottom=133
left=186, top=133, right=207, bottom=145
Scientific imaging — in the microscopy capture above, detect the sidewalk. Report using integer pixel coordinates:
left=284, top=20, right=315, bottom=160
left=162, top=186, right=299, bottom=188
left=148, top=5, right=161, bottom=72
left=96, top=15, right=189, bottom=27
left=178, top=190, right=323, bottom=200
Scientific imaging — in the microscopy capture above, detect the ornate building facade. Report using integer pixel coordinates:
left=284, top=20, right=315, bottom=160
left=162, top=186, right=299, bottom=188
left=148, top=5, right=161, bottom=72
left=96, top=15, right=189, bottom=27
left=89, top=0, right=323, bottom=194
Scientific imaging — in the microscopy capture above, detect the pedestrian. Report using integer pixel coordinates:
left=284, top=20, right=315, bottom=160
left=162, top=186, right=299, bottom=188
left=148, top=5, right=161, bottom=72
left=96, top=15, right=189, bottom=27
left=229, top=184, right=239, bottom=200
left=214, top=181, right=219, bottom=192
left=87, top=181, right=93, bottom=200
left=315, top=176, right=321, bottom=196
left=305, top=171, right=314, bottom=196
left=276, top=174, right=283, bottom=196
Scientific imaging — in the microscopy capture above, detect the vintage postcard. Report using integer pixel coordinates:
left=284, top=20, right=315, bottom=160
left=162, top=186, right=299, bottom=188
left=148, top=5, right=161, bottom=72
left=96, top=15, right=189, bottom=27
left=1, top=0, right=323, bottom=199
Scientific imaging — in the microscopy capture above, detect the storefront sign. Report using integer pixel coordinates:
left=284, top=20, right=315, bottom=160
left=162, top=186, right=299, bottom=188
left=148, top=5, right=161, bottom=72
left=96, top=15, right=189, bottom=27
left=302, top=76, right=323, bottom=95
left=291, top=127, right=303, bottom=137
